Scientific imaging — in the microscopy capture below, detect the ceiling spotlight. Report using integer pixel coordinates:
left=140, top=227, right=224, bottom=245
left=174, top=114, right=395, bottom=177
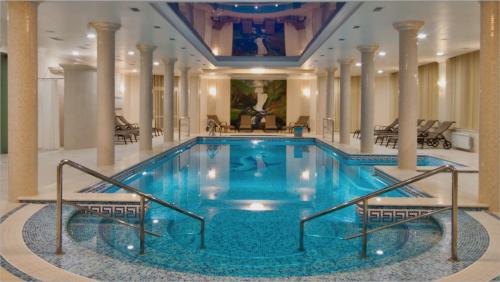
left=86, top=33, right=96, bottom=39
left=71, top=50, right=80, bottom=56
left=417, top=33, right=428, bottom=39
left=378, top=51, right=386, bottom=57
left=254, top=5, right=259, bottom=9
left=355, top=62, right=362, bottom=67
left=251, top=67, right=265, bottom=74
left=128, top=51, right=135, bottom=56
left=132, top=69, right=138, bottom=73
left=436, top=51, right=445, bottom=56
left=377, top=70, right=384, bottom=74
left=153, top=61, right=160, bottom=66
left=234, top=4, right=238, bottom=8
left=275, top=3, right=279, bottom=7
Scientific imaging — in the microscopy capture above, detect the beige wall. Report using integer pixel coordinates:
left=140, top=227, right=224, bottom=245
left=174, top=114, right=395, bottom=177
left=122, top=73, right=140, bottom=124
left=286, top=77, right=317, bottom=131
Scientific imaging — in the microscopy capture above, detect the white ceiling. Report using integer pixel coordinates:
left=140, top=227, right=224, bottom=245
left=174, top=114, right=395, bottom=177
left=2, top=1, right=481, bottom=77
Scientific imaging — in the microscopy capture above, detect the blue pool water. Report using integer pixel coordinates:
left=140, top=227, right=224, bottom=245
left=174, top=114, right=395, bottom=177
left=69, top=138, right=449, bottom=276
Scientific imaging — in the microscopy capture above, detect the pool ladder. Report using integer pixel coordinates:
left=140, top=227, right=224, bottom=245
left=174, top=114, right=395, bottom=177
left=55, top=159, right=205, bottom=255
left=299, top=164, right=459, bottom=261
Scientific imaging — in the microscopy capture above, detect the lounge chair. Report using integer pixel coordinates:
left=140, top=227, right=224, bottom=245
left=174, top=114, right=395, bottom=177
left=264, top=115, right=279, bottom=132
left=375, top=119, right=426, bottom=144
left=418, top=121, right=456, bottom=149
left=115, top=116, right=139, bottom=140
left=385, top=120, right=438, bottom=148
left=355, top=118, right=399, bottom=139
left=238, top=115, right=253, bottom=132
left=288, top=116, right=310, bottom=133
left=207, top=115, right=228, bottom=133
left=115, top=120, right=136, bottom=144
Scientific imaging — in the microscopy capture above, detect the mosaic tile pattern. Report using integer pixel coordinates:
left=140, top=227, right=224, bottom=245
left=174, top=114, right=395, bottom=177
left=18, top=204, right=489, bottom=281
left=0, top=255, right=39, bottom=282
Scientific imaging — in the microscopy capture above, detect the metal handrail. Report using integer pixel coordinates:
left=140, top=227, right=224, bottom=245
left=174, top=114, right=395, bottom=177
left=207, top=119, right=217, bottom=136
left=56, top=159, right=205, bottom=255
left=322, top=117, right=334, bottom=142
left=299, top=164, right=459, bottom=261
left=178, top=116, right=190, bottom=140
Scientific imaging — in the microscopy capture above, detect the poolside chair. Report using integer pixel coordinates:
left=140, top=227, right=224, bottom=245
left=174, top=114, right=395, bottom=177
left=238, top=115, right=253, bottom=132
left=115, top=120, right=136, bottom=144
left=385, top=120, right=438, bottom=148
left=418, top=121, right=456, bottom=149
left=355, top=118, right=399, bottom=139
left=288, top=116, right=310, bottom=133
left=264, top=115, right=279, bottom=132
left=207, top=115, right=228, bottom=133
left=116, top=116, right=139, bottom=140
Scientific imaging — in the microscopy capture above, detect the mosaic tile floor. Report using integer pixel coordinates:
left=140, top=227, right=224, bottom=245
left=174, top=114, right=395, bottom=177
left=4, top=204, right=488, bottom=281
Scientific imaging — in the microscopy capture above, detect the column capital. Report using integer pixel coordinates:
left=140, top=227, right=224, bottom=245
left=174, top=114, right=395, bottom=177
left=337, top=58, right=354, bottom=65
left=326, top=67, right=337, bottom=73
left=136, top=44, right=156, bottom=53
left=393, top=20, right=424, bottom=31
left=357, top=45, right=379, bottom=53
left=59, top=64, right=96, bottom=72
left=161, top=58, right=177, bottom=65
left=89, top=21, right=121, bottom=32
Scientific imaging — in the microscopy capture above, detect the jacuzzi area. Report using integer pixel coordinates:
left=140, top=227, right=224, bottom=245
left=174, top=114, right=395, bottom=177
left=12, top=137, right=490, bottom=280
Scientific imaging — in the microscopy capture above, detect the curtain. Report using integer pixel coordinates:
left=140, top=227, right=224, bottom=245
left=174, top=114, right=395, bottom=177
left=447, top=51, right=480, bottom=130
left=418, top=62, right=439, bottom=120
left=333, top=76, right=360, bottom=132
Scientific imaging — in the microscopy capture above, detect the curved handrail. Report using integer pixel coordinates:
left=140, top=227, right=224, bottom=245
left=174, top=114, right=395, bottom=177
left=178, top=116, right=190, bottom=140
left=56, top=159, right=205, bottom=255
left=299, top=164, right=458, bottom=261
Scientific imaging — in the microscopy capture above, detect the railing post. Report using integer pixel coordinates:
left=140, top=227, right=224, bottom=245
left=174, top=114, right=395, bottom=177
left=450, top=168, right=459, bottom=261
left=139, top=196, right=146, bottom=255
left=361, top=199, right=368, bottom=258
left=178, top=118, right=181, bottom=141
left=200, top=219, right=205, bottom=249
left=56, top=162, right=64, bottom=255
left=299, top=221, right=305, bottom=251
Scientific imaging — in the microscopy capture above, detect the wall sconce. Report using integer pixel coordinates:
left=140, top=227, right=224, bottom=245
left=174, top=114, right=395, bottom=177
left=437, top=79, right=447, bottom=88
left=302, top=88, right=311, bottom=97
left=213, top=47, right=219, bottom=56
left=209, top=86, right=217, bottom=97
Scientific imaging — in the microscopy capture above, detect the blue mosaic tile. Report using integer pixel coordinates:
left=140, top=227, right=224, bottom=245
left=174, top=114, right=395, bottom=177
left=16, top=204, right=489, bottom=281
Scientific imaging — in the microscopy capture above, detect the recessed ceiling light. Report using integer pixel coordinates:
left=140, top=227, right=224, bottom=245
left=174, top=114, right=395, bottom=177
left=436, top=51, right=445, bottom=56
left=275, top=4, right=279, bottom=7
left=378, top=51, right=386, bottom=57
left=355, top=62, right=362, bottom=67
left=254, top=5, right=259, bottom=10
left=153, top=25, right=161, bottom=29
left=128, top=51, right=135, bottom=56
left=132, top=69, right=138, bottom=73
left=417, top=33, right=427, bottom=39
left=234, top=4, right=238, bottom=8
left=373, top=7, right=384, bottom=12
left=328, top=47, right=334, bottom=50
left=78, top=46, right=89, bottom=50
left=320, top=54, right=325, bottom=57
left=86, top=32, right=96, bottom=39
left=153, top=61, right=160, bottom=66
left=353, top=25, right=360, bottom=29
left=377, top=70, right=384, bottom=74
left=130, top=7, right=140, bottom=12
left=49, top=37, right=63, bottom=41
left=169, top=38, right=176, bottom=41
left=251, top=67, right=265, bottom=74
left=190, top=54, right=195, bottom=57
left=71, top=50, right=80, bottom=56
left=339, top=38, right=345, bottom=41
left=181, top=46, right=187, bottom=50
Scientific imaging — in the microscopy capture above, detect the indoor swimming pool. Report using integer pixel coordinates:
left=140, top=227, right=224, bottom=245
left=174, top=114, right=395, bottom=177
left=61, top=137, right=462, bottom=276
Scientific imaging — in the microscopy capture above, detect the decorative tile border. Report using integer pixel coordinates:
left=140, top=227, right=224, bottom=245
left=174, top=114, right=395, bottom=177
left=0, top=255, right=39, bottom=282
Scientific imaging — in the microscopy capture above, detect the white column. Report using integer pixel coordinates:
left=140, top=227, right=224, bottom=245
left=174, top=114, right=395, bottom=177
left=179, top=67, right=189, bottom=118
left=137, top=44, right=156, bottom=151
left=162, top=58, right=176, bottom=142
left=437, top=61, right=448, bottom=121
left=90, top=21, right=120, bottom=166
left=325, top=67, right=335, bottom=118
left=357, top=45, right=378, bottom=153
left=479, top=1, right=500, bottom=212
left=7, top=1, right=38, bottom=201
left=393, top=21, right=424, bottom=170
left=338, top=59, right=353, bottom=144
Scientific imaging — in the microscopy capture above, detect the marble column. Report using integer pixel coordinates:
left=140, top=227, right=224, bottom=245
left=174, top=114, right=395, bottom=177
left=162, top=58, right=176, bottom=142
left=479, top=1, right=500, bottom=212
left=325, top=67, right=335, bottom=119
left=393, top=21, right=424, bottom=170
left=90, top=22, right=120, bottom=166
left=179, top=67, right=189, bottom=118
left=137, top=44, right=156, bottom=151
left=338, top=59, right=353, bottom=145
left=357, top=45, right=378, bottom=153
left=7, top=1, right=38, bottom=201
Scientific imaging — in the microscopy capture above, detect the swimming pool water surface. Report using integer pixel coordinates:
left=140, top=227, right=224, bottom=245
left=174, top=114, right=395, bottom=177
left=69, top=138, right=450, bottom=276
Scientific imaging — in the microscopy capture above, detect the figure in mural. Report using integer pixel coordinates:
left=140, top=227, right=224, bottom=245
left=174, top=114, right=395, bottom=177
left=255, top=37, right=268, bottom=56
left=252, top=81, right=268, bottom=126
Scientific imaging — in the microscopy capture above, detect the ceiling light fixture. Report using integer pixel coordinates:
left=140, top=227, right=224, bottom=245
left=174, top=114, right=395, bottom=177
left=153, top=61, right=160, bottom=66
left=234, top=4, right=238, bottom=8
left=417, top=33, right=427, bottom=39
left=377, top=70, right=384, bottom=74
left=130, top=7, right=140, bottom=12
left=251, top=67, right=265, bottom=74
left=86, top=32, right=96, bottom=39
left=71, top=50, right=80, bottom=56
left=128, top=51, right=135, bottom=56
left=132, top=69, right=138, bottom=73
left=254, top=5, right=259, bottom=10
left=355, top=62, right=362, bottom=67
left=275, top=3, right=279, bottom=7
left=378, top=51, right=386, bottom=57
left=436, top=51, right=445, bottom=56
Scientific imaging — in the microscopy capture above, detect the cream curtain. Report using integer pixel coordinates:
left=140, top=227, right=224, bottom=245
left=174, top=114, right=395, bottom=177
left=333, top=76, right=360, bottom=132
left=389, top=62, right=439, bottom=121
left=447, top=51, right=480, bottom=130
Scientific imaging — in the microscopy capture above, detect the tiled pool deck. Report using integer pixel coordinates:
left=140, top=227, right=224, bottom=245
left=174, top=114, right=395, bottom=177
left=1, top=134, right=500, bottom=281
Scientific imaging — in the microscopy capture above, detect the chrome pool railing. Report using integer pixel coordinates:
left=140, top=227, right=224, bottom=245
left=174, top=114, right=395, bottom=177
left=299, top=164, right=459, bottom=262
left=178, top=116, right=190, bottom=141
left=56, top=159, right=205, bottom=255
left=322, top=117, right=334, bottom=142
